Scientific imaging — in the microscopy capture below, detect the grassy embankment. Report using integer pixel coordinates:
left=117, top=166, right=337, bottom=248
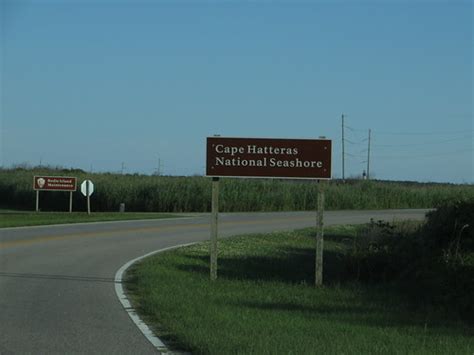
left=1, top=167, right=473, bottom=212
left=126, top=201, right=474, bottom=354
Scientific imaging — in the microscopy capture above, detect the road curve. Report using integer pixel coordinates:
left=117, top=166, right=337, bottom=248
left=0, top=210, right=429, bottom=354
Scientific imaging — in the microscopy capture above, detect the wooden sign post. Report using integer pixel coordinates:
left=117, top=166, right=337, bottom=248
left=206, top=137, right=332, bottom=283
left=33, top=176, right=77, bottom=212
left=210, top=177, right=219, bottom=281
left=69, top=191, right=73, bottom=213
left=315, top=180, right=325, bottom=286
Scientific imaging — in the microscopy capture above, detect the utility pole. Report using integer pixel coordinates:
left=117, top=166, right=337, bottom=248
left=341, top=114, right=345, bottom=181
left=155, top=157, right=163, bottom=176
left=121, top=162, right=125, bottom=175
left=367, top=129, right=371, bottom=180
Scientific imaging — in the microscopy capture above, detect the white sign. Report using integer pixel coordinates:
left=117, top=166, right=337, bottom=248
left=81, top=180, right=94, bottom=197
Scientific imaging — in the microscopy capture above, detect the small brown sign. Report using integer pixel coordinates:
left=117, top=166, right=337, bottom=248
left=206, top=137, right=331, bottom=179
left=33, top=176, right=77, bottom=191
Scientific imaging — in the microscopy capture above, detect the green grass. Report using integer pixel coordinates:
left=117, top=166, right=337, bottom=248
left=0, top=211, right=181, bottom=228
left=126, top=227, right=473, bottom=354
left=1, top=167, right=473, bottom=212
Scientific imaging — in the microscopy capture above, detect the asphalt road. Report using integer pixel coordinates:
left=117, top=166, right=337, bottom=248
left=0, top=209, right=429, bottom=354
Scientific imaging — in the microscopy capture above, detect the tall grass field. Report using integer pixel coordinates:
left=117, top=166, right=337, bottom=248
left=1, top=167, right=473, bottom=212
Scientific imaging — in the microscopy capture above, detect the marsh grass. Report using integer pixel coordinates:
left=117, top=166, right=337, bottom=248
left=1, top=167, right=473, bottom=212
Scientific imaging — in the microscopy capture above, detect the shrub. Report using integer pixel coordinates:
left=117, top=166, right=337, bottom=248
left=423, top=199, right=474, bottom=255
left=343, top=200, right=474, bottom=322
left=344, top=219, right=422, bottom=283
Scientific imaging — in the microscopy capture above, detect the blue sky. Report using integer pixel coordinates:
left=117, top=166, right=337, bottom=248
left=1, top=0, right=472, bottom=183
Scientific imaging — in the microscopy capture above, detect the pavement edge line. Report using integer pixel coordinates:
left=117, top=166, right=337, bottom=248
left=114, top=243, right=197, bottom=354
left=1, top=216, right=199, bottom=231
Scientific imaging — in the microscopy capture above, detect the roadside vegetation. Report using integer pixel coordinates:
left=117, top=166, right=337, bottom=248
left=1, top=166, right=473, bottom=212
left=0, top=211, right=180, bottom=228
left=126, top=200, right=473, bottom=354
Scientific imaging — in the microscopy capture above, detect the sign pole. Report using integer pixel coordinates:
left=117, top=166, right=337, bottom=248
left=206, top=136, right=332, bottom=285
left=33, top=176, right=78, bottom=212
left=86, top=180, right=91, bottom=215
left=80, top=179, right=94, bottom=215
left=315, top=180, right=325, bottom=286
left=210, top=177, right=219, bottom=281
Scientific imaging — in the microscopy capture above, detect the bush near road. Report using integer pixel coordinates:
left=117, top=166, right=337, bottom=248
left=345, top=199, right=474, bottom=322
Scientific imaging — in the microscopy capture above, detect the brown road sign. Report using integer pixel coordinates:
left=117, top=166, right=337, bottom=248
left=206, top=137, right=332, bottom=179
left=33, top=176, right=77, bottom=191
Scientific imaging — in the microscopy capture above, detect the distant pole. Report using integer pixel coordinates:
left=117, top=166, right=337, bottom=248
left=210, top=177, right=219, bottom=281
left=341, top=114, right=345, bottom=181
left=36, top=191, right=40, bottom=212
left=155, top=157, right=164, bottom=176
left=121, top=162, right=125, bottom=175
left=367, top=129, right=371, bottom=180
left=315, top=180, right=325, bottom=286
left=69, top=191, right=73, bottom=213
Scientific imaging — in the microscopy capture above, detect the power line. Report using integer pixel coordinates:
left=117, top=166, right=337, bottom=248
left=374, top=129, right=474, bottom=136
left=345, top=138, right=366, bottom=145
left=345, top=152, right=367, bottom=159
left=341, top=114, right=345, bottom=180
left=345, top=152, right=358, bottom=158
left=342, top=117, right=375, bottom=180
left=340, top=119, right=472, bottom=179
left=367, top=129, right=371, bottom=180
left=345, top=125, right=361, bottom=132
left=373, top=135, right=472, bottom=147
left=373, top=148, right=472, bottom=159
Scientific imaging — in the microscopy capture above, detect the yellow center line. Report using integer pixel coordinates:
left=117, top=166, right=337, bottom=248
left=0, top=216, right=315, bottom=250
